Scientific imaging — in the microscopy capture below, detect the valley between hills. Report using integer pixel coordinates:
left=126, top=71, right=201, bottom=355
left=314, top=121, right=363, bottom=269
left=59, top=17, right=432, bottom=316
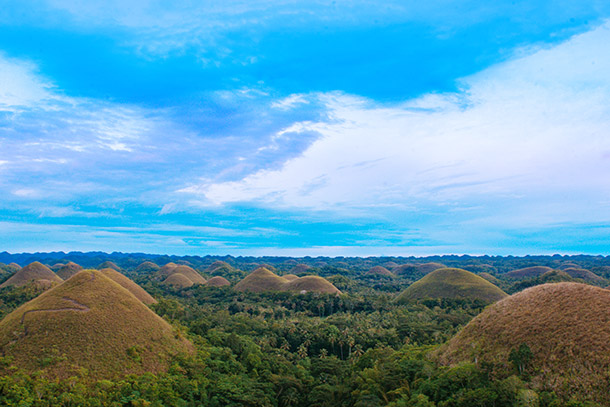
left=0, top=253, right=608, bottom=406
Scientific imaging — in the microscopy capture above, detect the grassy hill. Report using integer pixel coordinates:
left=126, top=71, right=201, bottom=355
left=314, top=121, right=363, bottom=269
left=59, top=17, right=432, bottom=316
left=283, top=276, right=341, bottom=294
left=157, top=262, right=178, bottom=280
left=478, top=272, right=500, bottom=285
left=56, top=262, right=83, bottom=280
left=562, top=267, right=606, bottom=284
left=366, top=266, right=393, bottom=276
left=97, top=261, right=120, bottom=271
left=0, top=270, right=192, bottom=379
left=282, top=274, right=299, bottom=281
left=290, top=264, right=311, bottom=274
left=395, top=268, right=507, bottom=303
left=205, top=260, right=233, bottom=273
left=504, top=266, right=552, bottom=279
left=393, top=262, right=444, bottom=279
left=206, top=276, right=230, bottom=287
left=0, top=262, right=63, bottom=288
left=171, top=266, right=206, bottom=285
left=234, top=267, right=288, bottom=293
left=437, top=283, right=610, bottom=404
left=134, top=261, right=160, bottom=274
left=162, top=273, right=194, bottom=289
left=99, top=268, right=157, bottom=305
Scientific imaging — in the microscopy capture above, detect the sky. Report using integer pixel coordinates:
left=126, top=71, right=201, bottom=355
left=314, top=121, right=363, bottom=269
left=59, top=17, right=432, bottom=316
left=1, top=1, right=610, bottom=256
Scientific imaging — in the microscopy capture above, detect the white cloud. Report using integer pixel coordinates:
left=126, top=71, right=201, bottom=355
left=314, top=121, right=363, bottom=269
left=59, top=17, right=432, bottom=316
left=185, top=22, right=610, bottom=224
left=0, top=53, right=55, bottom=109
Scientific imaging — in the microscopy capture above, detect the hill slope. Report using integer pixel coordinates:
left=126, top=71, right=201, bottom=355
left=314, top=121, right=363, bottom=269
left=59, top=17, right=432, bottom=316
left=0, top=270, right=192, bottom=379
left=162, top=273, right=194, bottom=289
left=234, top=267, right=288, bottom=293
left=99, top=268, right=157, bottom=305
left=504, top=266, right=552, bottom=279
left=396, top=268, right=507, bottom=303
left=56, top=262, right=83, bottom=280
left=283, top=276, right=341, bottom=294
left=0, top=262, right=63, bottom=288
left=206, top=276, right=230, bottom=287
left=437, top=283, right=610, bottom=403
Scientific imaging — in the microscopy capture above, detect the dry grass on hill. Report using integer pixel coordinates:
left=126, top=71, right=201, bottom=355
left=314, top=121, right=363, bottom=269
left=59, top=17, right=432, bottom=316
left=97, top=261, right=120, bottom=271
left=234, top=267, right=288, bottom=293
left=206, top=276, right=230, bottom=287
left=366, top=266, right=393, bottom=276
left=282, top=274, right=299, bottom=281
left=0, top=270, right=193, bottom=380
left=437, top=283, right=610, bottom=404
left=562, top=267, right=606, bottom=284
left=56, top=262, right=83, bottom=280
left=162, top=273, right=194, bottom=289
left=283, top=275, right=341, bottom=294
left=395, top=268, right=507, bottom=303
left=135, top=261, right=160, bottom=274
left=156, top=262, right=179, bottom=280
left=171, top=266, right=206, bottom=285
left=99, top=268, right=157, bottom=305
left=0, top=262, right=63, bottom=288
left=205, top=261, right=233, bottom=273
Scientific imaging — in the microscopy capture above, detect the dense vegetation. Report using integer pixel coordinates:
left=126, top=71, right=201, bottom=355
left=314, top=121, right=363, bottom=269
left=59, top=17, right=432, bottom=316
left=0, top=253, right=607, bottom=406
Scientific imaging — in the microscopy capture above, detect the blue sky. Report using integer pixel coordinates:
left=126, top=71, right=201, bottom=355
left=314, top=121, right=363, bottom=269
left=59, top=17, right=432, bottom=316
left=1, top=1, right=610, bottom=256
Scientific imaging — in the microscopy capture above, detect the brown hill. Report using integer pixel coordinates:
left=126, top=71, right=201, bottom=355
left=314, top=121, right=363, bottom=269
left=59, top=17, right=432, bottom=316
left=234, top=267, right=288, bottom=293
left=162, top=273, right=194, bottom=289
left=393, top=262, right=444, bottom=279
left=134, top=261, right=160, bottom=274
left=478, top=272, right=500, bottom=285
left=396, top=268, right=507, bottom=303
left=50, top=263, right=65, bottom=272
left=0, top=262, right=63, bottom=288
left=156, top=262, right=179, bottom=280
left=0, top=270, right=192, bottom=379
left=56, top=262, right=83, bottom=280
left=283, top=276, right=341, bottom=295
left=206, top=276, right=230, bottom=287
left=505, top=266, right=552, bottom=279
left=282, top=274, right=299, bottom=281
left=437, top=283, right=610, bottom=404
left=290, top=264, right=311, bottom=274
left=562, top=267, right=606, bottom=284
left=366, top=266, right=393, bottom=276
left=8, top=263, right=21, bottom=271
left=99, top=268, right=157, bottom=305
left=171, top=266, right=206, bottom=285
left=97, top=261, right=120, bottom=271
left=205, top=261, right=233, bottom=273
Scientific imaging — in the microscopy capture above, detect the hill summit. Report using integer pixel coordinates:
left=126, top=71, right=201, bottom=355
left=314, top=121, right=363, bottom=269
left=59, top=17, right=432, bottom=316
left=0, top=262, right=62, bottom=288
left=437, top=283, right=610, bottom=404
left=56, top=262, right=83, bottom=280
left=0, top=269, right=192, bottom=379
left=235, top=267, right=340, bottom=294
left=395, top=267, right=507, bottom=303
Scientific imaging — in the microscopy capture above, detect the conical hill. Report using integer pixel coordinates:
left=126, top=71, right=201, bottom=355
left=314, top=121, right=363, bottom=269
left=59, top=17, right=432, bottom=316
left=162, top=273, right=194, bottom=289
left=0, top=270, right=192, bottom=379
left=396, top=268, right=507, bottom=303
left=97, top=261, right=120, bottom=271
left=206, top=276, right=230, bottom=287
left=234, top=267, right=288, bottom=293
left=437, top=283, right=610, bottom=404
left=135, top=261, right=160, bottom=274
left=99, top=268, right=157, bottom=305
left=505, top=266, right=552, bottom=279
left=171, top=265, right=206, bottom=285
left=156, top=262, right=178, bottom=280
left=56, top=262, right=83, bottom=280
left=283, top=276, right=341, bottom=294
left=0, top=262, right=62, bottom=288
left=366, top=266, right=393, bottom=276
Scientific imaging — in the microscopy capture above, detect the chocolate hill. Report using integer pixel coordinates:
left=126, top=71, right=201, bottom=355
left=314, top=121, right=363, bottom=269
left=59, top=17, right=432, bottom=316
left=56, top=262, right=83, bottom=280
left=99, top=268, right=157, bottom=305
left=395, top=268, right=507, bottom=303
left=0, top=270, right=192, bottom=379
left=206, top=276, right=230, bottom=287
left=437, top=283, right=610, bottom=404
left=0, top=262, right=62, bottom=288
left=235, top=267, right=340, bottom=294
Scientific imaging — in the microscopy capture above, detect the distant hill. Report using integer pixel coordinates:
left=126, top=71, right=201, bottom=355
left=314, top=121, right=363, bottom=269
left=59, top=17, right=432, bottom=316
left=99, top=268, right=157, bottom=305
left=504, top=266, right=552, bottom=279
left=283, top=276, right=341, bottom=295
left=478, top=272, right=500, bottom=285
left=97, top=261, right=120, bottom=271
left=56, top=262, right=83, bottom=280
left=393, top=262, right=444, bottom=279
left=235, top=267, right=340, bottom=294
left=282, top=274, right=299, bottom=281
left=157, top=262, right=179, bottom=280
left=290, top=264, right=311, bottom=274
left=0, top=262, right=63, bottom=288
left=562, top=267, right=606, bottom=284
left=162, top=273, right=194, bottom=289
left=205, top=260, right=233, bottom=273
left=234, top=267, right=288, bottom=293
left=206, top=276, right=230, bottom=287
left=135, top=261, right=160, bottom=274
left=171, top=266, right=206, bottom=285
left=396, top=268, right=507, bottom=303
left=366, top=266, right=393, bottom=276
left=0, top=270, right=192, bottom=379
left=437, top=283, right=610, bottom=404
